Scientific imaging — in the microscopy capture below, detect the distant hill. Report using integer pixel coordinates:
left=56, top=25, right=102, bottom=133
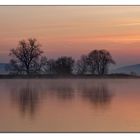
left=0, top=63, right=8, bottom=74
left=111, top=64, right=140, bottom=75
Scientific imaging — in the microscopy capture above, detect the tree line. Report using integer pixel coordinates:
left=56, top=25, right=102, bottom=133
left=7, top=38, right=116, bottom=75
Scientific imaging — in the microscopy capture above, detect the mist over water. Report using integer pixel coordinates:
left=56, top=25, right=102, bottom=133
left=0, top=79, right=140, bottom=132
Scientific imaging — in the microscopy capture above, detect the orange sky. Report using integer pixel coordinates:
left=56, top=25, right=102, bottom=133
left=0, top=6, right=140, bottom=67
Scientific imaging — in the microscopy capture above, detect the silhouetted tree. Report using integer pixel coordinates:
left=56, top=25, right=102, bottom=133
left=54, top=56, right=75, bottom=75
left=76, top=55, right=89, bottom=74
left=88, top=50, right=115, bottom=75
left=39, top=56, right=49, bottom=74
left=9, top=38, right=43, bottom=75
left=34, top=57, right=57, bottom=74
left=41, top=58, right=57, bottom=74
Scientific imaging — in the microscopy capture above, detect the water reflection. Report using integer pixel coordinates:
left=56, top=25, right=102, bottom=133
left=79, top=83, right=113, bottom=108
left=46, top=84, right=75, bottom=100
left=2, top=79, right=140, bottom=132
left=7, top=80, right=114, bottom=117
left=11, top=82, right=40, bottom=117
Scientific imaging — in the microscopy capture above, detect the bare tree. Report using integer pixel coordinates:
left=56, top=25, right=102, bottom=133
left=46, top=59, right=57, bottom=74
left=39, top=56, right=48, bottom=73
left=76, top=55, right=89, bottom=74
left=9, top=38, right=43, bottom=75
left=40, top=57, right=56, bottom=74
left=54, top=56, right=75, bottom=75
left=88, top=50, right=115, bottom=75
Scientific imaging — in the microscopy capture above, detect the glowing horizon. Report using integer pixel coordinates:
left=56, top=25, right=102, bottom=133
left=0, top=6, right=140, bottom=67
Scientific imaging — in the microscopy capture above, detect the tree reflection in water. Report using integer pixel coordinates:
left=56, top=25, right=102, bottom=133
left=9, top=80, right=75, bottom=117
left=79, top=83, right=114, bottom=108
left=46, top=84, right=75, bottom=100
left=8, top=80, right=114, bottom=118
left=11, top=82, right=40, bottom=117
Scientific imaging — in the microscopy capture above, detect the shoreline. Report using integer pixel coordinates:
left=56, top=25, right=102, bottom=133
left=0, top=74, right=139, bottom=79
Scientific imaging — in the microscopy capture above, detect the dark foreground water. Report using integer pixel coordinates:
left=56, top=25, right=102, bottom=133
left=0, top=79, right=140, bottom=132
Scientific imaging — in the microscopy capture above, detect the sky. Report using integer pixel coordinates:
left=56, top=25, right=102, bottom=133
left=0, top=6, right=140, bottom=67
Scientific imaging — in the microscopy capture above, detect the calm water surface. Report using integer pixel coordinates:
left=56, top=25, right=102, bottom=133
left=0, top=79, right=140, bottom=132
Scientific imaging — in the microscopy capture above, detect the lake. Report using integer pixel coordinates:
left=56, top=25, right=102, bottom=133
left=0, top=79, right=140, bottom=132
